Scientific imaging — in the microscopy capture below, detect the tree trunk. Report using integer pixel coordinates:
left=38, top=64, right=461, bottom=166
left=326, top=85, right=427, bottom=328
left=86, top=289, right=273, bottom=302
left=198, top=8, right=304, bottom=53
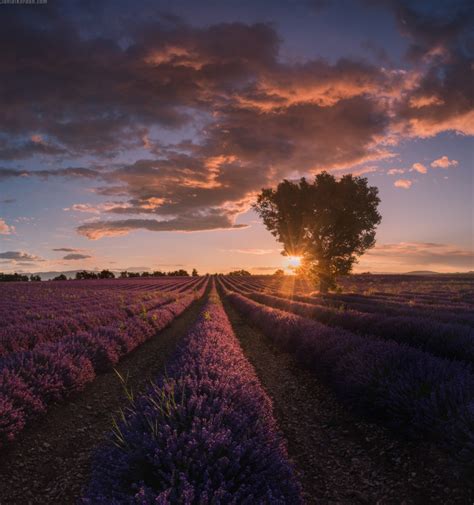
left=318, top=258, right=331, bottom=294
left=319, top=275, right=329, bottom=294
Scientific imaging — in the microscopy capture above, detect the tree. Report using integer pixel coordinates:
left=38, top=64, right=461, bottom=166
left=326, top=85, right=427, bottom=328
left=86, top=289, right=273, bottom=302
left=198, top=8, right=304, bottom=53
left=228, top=269, right=251, bottom=276
left=98, top=269, right=115, bottom=279
left=76, top=270, right=98, bottom=280
left=192, top=268, right=199, bottom=277
left=0, top=272, right=28, bottom=282
left=273, top=269, right=285, bottom=277
left=253, top=172, right=381, bottom=293
left=29, top=274, right=41, bottom=282
left=168, top=269, right=189, bottom=276
left=53, top=274, right=67, bottom=281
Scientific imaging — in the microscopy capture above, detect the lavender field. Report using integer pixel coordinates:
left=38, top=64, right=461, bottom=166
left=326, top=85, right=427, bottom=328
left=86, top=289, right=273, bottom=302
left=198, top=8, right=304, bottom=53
left=1, top=0, right=473, bottom=501
left=0, top=274, right=473, bottom=504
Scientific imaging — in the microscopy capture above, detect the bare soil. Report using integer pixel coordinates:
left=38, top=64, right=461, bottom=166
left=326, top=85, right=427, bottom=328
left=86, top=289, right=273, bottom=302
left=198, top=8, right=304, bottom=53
left=0, top=294, right=208, bottom=505
left=221, top=297, right=474, bottom=505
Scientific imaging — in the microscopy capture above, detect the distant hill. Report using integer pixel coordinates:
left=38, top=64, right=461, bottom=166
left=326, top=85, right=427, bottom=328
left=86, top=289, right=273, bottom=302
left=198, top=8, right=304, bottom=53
left=404, top=270, right=442, bottom=275
left=404, top=271, right=474, bottom=276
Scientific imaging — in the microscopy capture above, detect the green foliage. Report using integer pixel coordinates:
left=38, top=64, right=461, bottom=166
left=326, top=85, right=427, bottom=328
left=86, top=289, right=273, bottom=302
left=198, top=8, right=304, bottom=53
left=53, top=274, right=68, bottom=281
left=99, top=269, right=115, bottom=279
left=227, top=269, right=252, bottom=276
left=0, top=272, right=29, bottom=282
left=167, top=269, right=190, bottom=276
left=253, top=171, right=381, bottom=292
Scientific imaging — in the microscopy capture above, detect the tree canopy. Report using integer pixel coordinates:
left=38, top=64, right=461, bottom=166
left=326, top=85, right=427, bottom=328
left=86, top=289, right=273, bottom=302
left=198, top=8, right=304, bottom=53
left=227, top=270, right=252, bottom=276
left=253, top=171, right=381, bottom=292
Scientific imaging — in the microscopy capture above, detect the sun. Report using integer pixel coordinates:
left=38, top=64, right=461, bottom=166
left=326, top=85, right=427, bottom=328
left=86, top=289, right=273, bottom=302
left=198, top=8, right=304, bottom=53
left=283, top=255, right=302, bottom=272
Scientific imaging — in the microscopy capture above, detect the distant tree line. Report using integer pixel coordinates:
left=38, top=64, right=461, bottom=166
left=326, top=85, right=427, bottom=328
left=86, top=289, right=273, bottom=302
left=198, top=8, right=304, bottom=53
left=227, top=270, right=252, bottom=276
left=0, top=272, right=29, bottom=282
left=50, top=269, right=198, bottom=281
left=1, top=267, right=202, bottom=282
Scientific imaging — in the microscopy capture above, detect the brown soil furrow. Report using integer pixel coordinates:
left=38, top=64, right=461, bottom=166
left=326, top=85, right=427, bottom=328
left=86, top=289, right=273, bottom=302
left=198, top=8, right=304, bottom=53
left=221, top=297, right=473, bottom=505
left=0, top=294, right=208, bottom=505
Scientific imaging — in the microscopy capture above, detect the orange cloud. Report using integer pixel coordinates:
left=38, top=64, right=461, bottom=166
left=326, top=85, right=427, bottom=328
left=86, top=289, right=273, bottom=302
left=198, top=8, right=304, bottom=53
left=0, top=217, right=15, bottom=235
left=387, top=168, right=405, bottom=175
left=410, top=162, right=427, bottom=174
left=431, top=156, right=459, bottom=168
left=394, top=178, right=413, bottom=189
left=223, top=248, right=276, bottom=255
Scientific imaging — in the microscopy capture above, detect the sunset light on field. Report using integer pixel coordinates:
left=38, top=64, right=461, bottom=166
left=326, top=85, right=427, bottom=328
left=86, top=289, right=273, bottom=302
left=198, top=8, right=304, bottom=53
left=0, top=2, right=473, bottom=503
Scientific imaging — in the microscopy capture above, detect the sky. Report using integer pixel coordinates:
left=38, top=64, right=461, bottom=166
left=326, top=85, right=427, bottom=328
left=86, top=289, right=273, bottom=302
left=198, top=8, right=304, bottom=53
left=0, top=0, right=473, bottom=275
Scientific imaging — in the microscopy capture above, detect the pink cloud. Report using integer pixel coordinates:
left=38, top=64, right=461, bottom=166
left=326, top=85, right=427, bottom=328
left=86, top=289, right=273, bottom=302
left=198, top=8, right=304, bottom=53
left=0, top=218, right=15, bottom=235
left=410, top=162, right=427, bottom=174
left=223, top=248, right=276, bottom=255
left=431, top=156, right=458, bottom=168
left=358, top=242, right=474, bottom=272
left=394, top=179, right=413, bottom=189
left=387, top=168, right=405, bottom=175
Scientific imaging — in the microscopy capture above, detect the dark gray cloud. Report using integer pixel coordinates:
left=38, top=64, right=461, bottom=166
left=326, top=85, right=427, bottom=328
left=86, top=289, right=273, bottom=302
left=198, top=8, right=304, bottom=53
left=384, top=0, right=474, bottom=136
left=0, top=167, right=101, bottom=180
left=0, top=2, right=471, bottom=237
left=77, top=210, right=247, bottom=239
left=63, top=253, right=92, bottom=260
left=0, top=251, right=44, bottom=262
left=52, top=247, right=80, bottom=252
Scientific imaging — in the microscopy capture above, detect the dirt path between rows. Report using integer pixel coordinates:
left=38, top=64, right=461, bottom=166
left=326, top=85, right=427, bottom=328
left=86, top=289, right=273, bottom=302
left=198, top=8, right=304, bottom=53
left=0, top=293, right=208, bottom=505
left=221, top=297, right=474, bottom=505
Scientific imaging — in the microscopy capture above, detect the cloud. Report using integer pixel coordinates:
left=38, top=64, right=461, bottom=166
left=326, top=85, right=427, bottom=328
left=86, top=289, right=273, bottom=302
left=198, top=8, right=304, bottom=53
left=387, top=168, right=405, bottom=175
left=0, top=167, right=100, bottom=180
left=394, top=178, right=413, bottom=189
left=388, top=0, right=474, bottom=138
left=52, top=247, right=81, bottom=252
left=431, top=155, right=459, bottom=168
left=0, top=251, right=44, bottom=262
left=0, top=198, right=15, bottom=204
left=223, top=248, right=276, bottom=255
left=63, top=253, right=92, bottom=260
left=361, top=242, right=474, bottom=271
left=0, top=218, right=15, bottom=235
left=410, top=162, right=427, bottom=174
left=76, top=210, right=248, bottom=239
left=64, top=202, right=133, bottom=214
left=250, top=266, right=282, bottom=272
left=0, top=4, right=472, bottom=238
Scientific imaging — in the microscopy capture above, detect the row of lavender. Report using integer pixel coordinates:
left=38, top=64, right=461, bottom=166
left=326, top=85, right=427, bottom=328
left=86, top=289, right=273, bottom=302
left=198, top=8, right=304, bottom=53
left=82, top=283, right=302, bottom=504
left=0, top=278, right=203, bottom=356
left=0, top=278, right=208, bottom=447
left=224, top=274, right=474, bottom=367
left=0, top=277, right=199, bottom=327
left=248, top=273, right=474, bottom=305
left=232, top=275, right=474, bottom=312
left=226, top=275, right=474, bottom=329
left=244, top=290, right=474, bottom=366
left=219, top=277, right=474, bottom=465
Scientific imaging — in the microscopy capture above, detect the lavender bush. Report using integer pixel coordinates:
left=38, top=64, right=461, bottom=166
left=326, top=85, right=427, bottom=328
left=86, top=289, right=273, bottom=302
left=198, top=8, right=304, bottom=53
left=82, top=285, right=302, bottom=504
left=0, top=280, right=207, bottom=447
left=246, top=291, right=474, bottom=366
left=221, top=283, right=474, bottom=464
